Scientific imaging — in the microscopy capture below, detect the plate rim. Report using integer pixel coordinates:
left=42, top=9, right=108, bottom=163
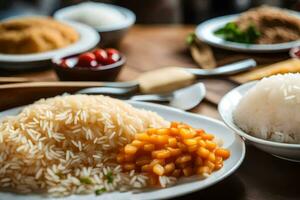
left=218, top=81, right=300, bottom=149
left=0, top=101, right=245, bottom=200
left=195, top=10, right=300, bottom=53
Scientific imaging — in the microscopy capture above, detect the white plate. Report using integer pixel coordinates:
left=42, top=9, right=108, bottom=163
left=0, top=101, right=245, bottom=200
left=218, top=82, right=300, bottom=162
left=0, top=20, right=100, bottom=70
left=195, top=11, right=300, bottom=53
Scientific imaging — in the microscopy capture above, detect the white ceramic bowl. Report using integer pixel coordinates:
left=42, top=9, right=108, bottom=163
left=218, top=81, right=300, bottom=162
left=54, top=2, right=136, bottom=47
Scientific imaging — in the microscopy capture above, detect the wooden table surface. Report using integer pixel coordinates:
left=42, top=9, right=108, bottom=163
left=2, top=25, right=300, bottom=200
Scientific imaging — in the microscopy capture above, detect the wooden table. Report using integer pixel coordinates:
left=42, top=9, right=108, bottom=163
left=3, top=25, right=300, bottom=200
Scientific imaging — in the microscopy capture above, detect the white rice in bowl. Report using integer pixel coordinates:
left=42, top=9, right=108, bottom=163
left=0, top=95, right=169, bottom=196
left=234, top=73, right=300, bottom=144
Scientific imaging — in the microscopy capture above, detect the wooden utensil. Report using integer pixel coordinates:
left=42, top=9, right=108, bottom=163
left=230, top=58, right=300, bottom=84
left=0, top=77, right=31, bottom=84
left=187, top=33, right=217, bottom=69
left=0, top=81, right=138, bottom=110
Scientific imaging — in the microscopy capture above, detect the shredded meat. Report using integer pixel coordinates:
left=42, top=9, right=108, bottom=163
left=236, top=6, right=300, bottom=44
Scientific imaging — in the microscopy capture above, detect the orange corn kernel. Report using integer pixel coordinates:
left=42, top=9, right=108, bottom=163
left=152, top=150, right=171, bottom=159
left=150, top=159, right=165, bottom=167
left=183, top=167, right=193, bottom=176
left=164, top=163, right=175, bottom=174
left=156, top=135, right=169, bottom=144
left=167, top=147, right=182, bottom=157
left=135, top=133, right=150, bottom=141
left=175, top=155, right=192, bottom=164
left=205, top=141, right=217, bottom=150
left=196, top=147, right=210, bottom=158
left=204, top=160, right=215, bottom=171
left=157, top=128, right=169, bottom=135
left=170, top=127, right=179, bottom=135
left=144, top=143, right=155, bottom=151
left=208, top=152, right=216, bottom=162
left=147, top=128, right=157, bottom=135
left=197, top=166, right=211, bottom=175
left=153, top=164, right=165, bottom=176
left=131, top=140, right=144, bottom=148
left=188, top=144, right=198, bottom=152
left=179, top=128, right=194, bottom=139
left=124, top=144, right=138, bottom=154
left=215, top=148, right=230, bottom=160
left=184, top=139, right=197, bottom=146
left=198, top=139, right=206, bottom=147
left=201, top=134, right=214, bottom=140
left=168, top=138, right=177, bottom=147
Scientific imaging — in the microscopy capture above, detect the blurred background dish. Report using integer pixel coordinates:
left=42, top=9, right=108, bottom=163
left=54, top=2, right=135, bottom=47
left=196, top=8, right=300, bottom=53
left=0, top=19, right=100, bottom=70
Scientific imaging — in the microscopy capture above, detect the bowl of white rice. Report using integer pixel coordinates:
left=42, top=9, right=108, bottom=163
left=219, top=73, right=300, bottom=162
left=54, top=2, right=135, bottom=47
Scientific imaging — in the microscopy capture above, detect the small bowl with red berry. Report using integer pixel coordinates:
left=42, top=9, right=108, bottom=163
left=52, top=48, right=125, bottom=81
left=290, top=46, right=300, bottom=59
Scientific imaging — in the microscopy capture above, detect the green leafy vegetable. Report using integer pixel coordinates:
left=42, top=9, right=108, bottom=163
left=186, top=33, right=196, bottom=45
left=105, top=171, right=114, bottom=183
left=95, top=188, right=106, bottom=195
left=79, top=177, right=93, bottom=185
left=214, top=22, right=260, bottom=44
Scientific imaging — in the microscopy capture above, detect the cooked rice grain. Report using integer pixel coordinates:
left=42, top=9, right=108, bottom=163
left=0, top=95, right=169, bottom=196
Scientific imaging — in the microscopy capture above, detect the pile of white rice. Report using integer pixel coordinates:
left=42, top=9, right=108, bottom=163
left=234, top=73, right=300, bottom=144
left=0, top=95, right=169, bottom=196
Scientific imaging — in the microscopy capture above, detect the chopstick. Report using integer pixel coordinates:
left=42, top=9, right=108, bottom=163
left=0, top=81, right=107, bottom=110
left=0, top=77, right=31, bottom=84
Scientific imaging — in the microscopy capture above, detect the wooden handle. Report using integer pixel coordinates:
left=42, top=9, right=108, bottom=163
left=0, top=77, right=31, bottom=84
left=0, top=81, right=105, bottom=110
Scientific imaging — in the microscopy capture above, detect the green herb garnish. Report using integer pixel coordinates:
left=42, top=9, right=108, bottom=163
left=186, top=33, right=196, bottom=45
left=105, top=171, right=114, bottom=183
left=95, top=188, right=106, bottom=195
left=214, top=22, right=260, bottom=44
left=79, top=177, right=93, bottom=184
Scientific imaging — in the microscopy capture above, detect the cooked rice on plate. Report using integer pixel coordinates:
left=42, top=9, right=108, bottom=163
left=0, top=95, right=168, bottom=196
left=0, top=95, right=230, bottom=197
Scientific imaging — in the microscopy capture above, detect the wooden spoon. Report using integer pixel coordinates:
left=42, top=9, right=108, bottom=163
left=0, top=77, right=31, bottom=84
left=0, top=81, right=138, bottom=111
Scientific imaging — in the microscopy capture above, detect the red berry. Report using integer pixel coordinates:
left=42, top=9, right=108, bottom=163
left=77, top=52, right=97, bottom=68
left=106, top=48, right=119, bottom=56
left=105, top=53, right=120, bottom=65
left=93, top=49, right=108, bottom=64
left=295, top=49, right=300, bottom=58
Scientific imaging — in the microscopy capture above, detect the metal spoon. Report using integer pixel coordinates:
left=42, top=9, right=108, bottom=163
left=77, top=82, right=206, bottom=110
